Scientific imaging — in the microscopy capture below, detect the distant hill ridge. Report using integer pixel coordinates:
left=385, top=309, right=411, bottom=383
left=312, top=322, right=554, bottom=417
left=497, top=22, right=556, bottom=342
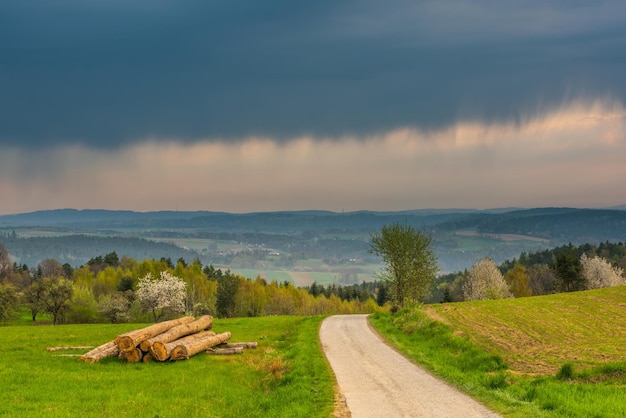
left=1, top=207, right=625, bottom=235
left=1, top=206, right=625, bottom=271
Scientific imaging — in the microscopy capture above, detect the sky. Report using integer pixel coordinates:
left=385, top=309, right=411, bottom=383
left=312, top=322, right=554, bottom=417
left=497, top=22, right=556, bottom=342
left=1, top=1, right=625, bottom=214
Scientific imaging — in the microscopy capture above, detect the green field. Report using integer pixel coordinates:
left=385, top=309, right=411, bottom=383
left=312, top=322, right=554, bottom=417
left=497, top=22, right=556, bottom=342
left=229, top=257, right=380, bottom=287
left=370, top=286, right=626, bottom=417
left=0, top=316, right=335, bottom=417
left=231, top=269, right=295, bottom=284
left=428, top=286, right=626, bottom=374
left=4, top=286, right=626, bottom=417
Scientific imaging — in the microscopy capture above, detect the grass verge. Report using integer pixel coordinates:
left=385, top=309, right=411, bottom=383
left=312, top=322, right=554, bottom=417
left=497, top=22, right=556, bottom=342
left=369, top=293, right=626, bottom=418
left=0, top=316, right=334, bottom=417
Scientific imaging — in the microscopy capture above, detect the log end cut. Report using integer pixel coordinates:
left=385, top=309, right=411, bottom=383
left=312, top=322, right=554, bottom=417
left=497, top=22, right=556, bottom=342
left=150, top=341, right=169, bottom=362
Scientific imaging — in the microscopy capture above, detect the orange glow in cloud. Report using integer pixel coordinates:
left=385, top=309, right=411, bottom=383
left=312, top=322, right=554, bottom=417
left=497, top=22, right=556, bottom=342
left=0, top=99, right=624, bottom=214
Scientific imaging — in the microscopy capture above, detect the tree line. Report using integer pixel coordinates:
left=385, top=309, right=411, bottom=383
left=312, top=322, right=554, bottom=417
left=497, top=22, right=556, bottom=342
left=3, top=230, right=625, bottom=324
left=0, top=243, right=382, bottom=325
left=433, top=242, right=626, bottom=303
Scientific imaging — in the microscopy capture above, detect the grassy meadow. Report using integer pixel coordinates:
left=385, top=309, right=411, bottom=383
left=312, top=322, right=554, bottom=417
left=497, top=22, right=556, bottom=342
left=4, top=285, right=626, bottom=417
left=0, top=316, right=335, bottom=418
left=369, top=286, right=626, bottom=417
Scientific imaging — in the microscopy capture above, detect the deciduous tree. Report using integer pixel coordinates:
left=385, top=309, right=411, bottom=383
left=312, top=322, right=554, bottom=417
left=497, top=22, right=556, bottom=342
left=527, top=263, right=558, bottom=295
left=215, top=270, right=241, bottom=318
left=136, top=271, right=186, bottom=322
left=40, top=277, right=74, bottom=325
left=580, top=254, right=625, bottom=289
left=505, top=263, right=532, bottom=297
left=0, top=243, right=11, bottom=279
left=67, top=285, right=99, bottom=324
left=463, top=258, right=512, bottom=301
left=38, top=258, right=66, bottom=279
left=0, top=283, right=18, bottom=323
left=370, top=223, right=438, bottom=308
left=98, top=292, right=132, bottom=323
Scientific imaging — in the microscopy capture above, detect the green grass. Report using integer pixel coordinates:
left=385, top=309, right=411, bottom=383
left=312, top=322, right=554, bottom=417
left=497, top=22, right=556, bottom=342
left=0, top=316, right=334, bottom=417
left=428, top=286, right=626, bottom=374
left=232, top=268, right=378, bottom=286
left=369, top=288, right=626, bottom=417
left=231, top=269, right=295, bottom=284
left=308, top=272, right=338, bottom=285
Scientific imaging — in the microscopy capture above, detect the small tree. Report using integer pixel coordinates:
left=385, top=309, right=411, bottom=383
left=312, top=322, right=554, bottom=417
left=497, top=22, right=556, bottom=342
left=136, top=271, right=186, bottom=322
left=370, top=223, right=438, bottom=308
left=39, top=277, right=74, bottom=325
left=24, top=280, right=45, bottom=321
left=580, top=254, right=625, bottom=289
left=463, top=258, right=512, bottom=301
left=554, top=252, right=584, bottom=292
left=527, top=263, right=559, bottom=295
left=98, top=292, right=132, bottom=323
left=66, top=285, right=99, bottom=324
left=216, top=270, right=240, bottom=318
left=0, top=283, right=18, bottom=324
left=505, top=263, right=532, bottom=297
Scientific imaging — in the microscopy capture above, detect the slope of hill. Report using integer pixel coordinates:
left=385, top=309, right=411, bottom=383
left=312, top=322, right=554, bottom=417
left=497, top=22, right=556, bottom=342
left=427, top=286, right=626, bottom=375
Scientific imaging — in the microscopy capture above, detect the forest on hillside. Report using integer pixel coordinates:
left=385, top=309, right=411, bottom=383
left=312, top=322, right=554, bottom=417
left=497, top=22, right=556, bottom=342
left=1, top=239, right=625, bottom=325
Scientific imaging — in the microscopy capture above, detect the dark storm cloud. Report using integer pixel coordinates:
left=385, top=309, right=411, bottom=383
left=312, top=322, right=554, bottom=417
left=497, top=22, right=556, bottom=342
left=1, top=0, right=625, bottom=147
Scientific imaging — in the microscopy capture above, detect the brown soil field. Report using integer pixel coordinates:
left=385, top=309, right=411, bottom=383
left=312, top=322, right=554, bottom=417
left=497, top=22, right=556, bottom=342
left=290, top=271, right=316, bottom=287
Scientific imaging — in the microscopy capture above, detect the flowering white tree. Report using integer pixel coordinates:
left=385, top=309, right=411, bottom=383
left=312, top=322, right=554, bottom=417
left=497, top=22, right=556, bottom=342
left=580, top=254, right=625, bottom=289
left=136, top=271, right=187, bottom=321
left=463, top=258, right=512, bottom=301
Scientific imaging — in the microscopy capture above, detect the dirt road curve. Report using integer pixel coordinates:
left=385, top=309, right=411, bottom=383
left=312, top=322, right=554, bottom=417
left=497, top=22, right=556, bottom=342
left=320, top=315, right=500, bottom=418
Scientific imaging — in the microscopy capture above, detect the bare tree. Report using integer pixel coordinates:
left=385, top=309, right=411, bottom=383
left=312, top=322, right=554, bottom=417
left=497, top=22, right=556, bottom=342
left=38, top=258, right=66, bottom=279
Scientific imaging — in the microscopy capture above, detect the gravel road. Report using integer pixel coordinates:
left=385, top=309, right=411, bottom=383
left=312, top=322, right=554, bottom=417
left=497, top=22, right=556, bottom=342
left=320, top=314, right=501, bottom=418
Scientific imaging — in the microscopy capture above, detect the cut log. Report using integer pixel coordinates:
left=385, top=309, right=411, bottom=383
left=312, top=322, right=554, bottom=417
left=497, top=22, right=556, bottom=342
left=47, top=345, right=95, bottom=352
left=151, top=330, right=216, bottom=362
left=170, top=331, right=232, bottom=361
left=207, top=347, right=244, bottom=355
left=139, top=315, right=213, bottom=352
left=119, top=347, right=143, bottom=363
left=218, top=342, right=258, bottom=349
left=142, top=353, right=154, bottom=363
left=115, top=316, right=195, bottom=352
left=78, top=341, right=119, bottom=363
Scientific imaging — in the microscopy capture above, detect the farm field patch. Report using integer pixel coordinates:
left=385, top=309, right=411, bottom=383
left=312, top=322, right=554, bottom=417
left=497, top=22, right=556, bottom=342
left=427, top=286, right=626, bottom=375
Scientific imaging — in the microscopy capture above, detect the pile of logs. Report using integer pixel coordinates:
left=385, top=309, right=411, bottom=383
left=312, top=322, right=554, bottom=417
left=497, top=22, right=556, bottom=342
left=77, top=315, right=256, bottom=363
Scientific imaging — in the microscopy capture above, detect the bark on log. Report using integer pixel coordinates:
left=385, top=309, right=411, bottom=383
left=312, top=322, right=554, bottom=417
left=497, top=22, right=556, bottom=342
left=78, top=341, right=119, bottom=363
left=151, top=330, right=216, bottom=361
left=139, top=315, right=213, bottom=352
left=115, top=316, right=195, bottom=352
left=218, top=342, right=258, bottom=349
left=207, top=347, right=244, bottom=355
left=170, top=331, right=232, bottom=361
